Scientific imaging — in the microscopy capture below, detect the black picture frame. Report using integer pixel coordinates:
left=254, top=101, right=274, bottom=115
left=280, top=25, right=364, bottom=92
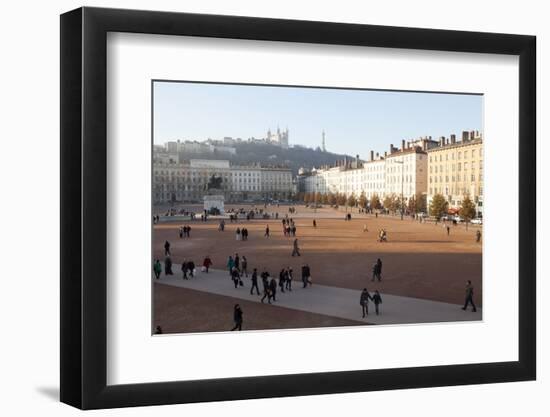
left=60, top=6, right=536, bottom=410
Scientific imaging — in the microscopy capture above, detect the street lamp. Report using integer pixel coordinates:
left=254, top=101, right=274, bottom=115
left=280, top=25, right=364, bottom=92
left=394, top=160, right=404, bottom=220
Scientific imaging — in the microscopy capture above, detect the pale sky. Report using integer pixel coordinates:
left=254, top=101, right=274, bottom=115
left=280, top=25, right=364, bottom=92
left=153, top=81, right=483, bottom=158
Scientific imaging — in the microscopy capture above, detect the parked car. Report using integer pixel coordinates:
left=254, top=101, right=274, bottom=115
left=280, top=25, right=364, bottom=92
left=471, top=218, right=483, bottom=225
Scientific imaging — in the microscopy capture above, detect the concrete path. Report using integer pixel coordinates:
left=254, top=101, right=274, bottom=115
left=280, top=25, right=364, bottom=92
left=155, top=267, right=482, bottom=325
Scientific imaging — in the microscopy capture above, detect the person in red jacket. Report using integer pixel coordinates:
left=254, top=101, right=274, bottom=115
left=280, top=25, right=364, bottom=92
left=203, top=256, right=212, bottom=273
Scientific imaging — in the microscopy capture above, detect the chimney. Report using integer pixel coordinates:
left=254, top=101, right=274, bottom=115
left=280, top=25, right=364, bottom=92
left=384, top=151, right=387, bottom=158
left=390, top=144, right=394, bottom=153
left=370, top=150, right=374, bottom=161
left=462, top=131, right=469, bottom=142
left=402, top=139, right=406, bottom=150
left=439, top=136, right=445, bottom=147
left=450, top=134, right=456, bottom=144
left=376, top=152, right=380, bottom=159
left=422, top=140, right=427, bottom=151
left=470, top=130, right=475, bottom=140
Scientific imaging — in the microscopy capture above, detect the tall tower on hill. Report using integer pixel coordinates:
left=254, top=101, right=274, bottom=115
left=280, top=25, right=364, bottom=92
left=321, top=130, right=326, bottom=152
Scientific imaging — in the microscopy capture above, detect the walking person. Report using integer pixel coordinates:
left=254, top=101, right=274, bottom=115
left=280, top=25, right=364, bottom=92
left=265, top=225, right=270, bottom=237
left=302, top=263, right=311, bottom=287
left=446, top=225, right=451, bottom=236
left=202, top=256, right=212, bottom=273
left=360, top=288, right=372, bottom=318
left=241, top=256, right=248, bottom=277
left=164, top=255, right=173, bottom=275
left=375, top=258, right=383, bottom=281
left=260, top=270, right=272, bottom=304
left=179, top=226, right=183, bottom=239
left=231, top=267, right=241, bottom=288
left=153, top=259, right=162, bottom=279
left=226, top=255, right=235, bottom=277
left=269, top=277, right=278, bottom=302
left=181, top=261, right=189, bottom=280
left=231, top=304, right=243, bottom=331
left=236, top=227, right=241, bottom=241
left=250, top=268, right=260, bottom=295
left=292, top=238, right=301, bottom=257
left=234, top=253, right=240, bottom=271
left=313, top=219, right=317, bottom=228
left=279, top=269, right=286, bottom=293
left=476, top=229, right=482, bottom=243
left=372, top=290, right=382, bottom=315
left=286, top=267, right=293, bottom=291
left=462, top=280, right=477, bottom=312
left=164, top=240, right=171, bottom=256
left=187, top=260, right=195, bottom=278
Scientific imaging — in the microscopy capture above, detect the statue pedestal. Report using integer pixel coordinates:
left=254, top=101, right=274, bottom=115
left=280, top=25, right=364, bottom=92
left=203, top=194, right=225, bottom=214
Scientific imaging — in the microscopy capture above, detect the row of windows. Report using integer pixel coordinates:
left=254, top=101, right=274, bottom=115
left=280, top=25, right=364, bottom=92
left=429, top=148, right=482, bottom=163
left=387, top=175, right=415, bottom=183
left=430, top=173, right=483, bottom=183
left=387, top=155, right=423, bottom=163
left=429, top=186, right=483, bottom=196
left=430, top=161, right=483, bottom=173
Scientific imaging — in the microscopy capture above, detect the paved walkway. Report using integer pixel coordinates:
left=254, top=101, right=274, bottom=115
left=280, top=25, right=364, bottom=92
left=155, top=267, right=482, bottom=325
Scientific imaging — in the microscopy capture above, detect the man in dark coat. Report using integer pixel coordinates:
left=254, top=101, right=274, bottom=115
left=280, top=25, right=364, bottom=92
left=187, top=260, right=195, bottom=278
left=231, top=268, right=241, bottom=288
left=461, top=280, right=477, bottom=312
left=260, top=270, right=271, bottom=303
left=164, top=240, right=171, bottom=256
left=181, top=261, right=189, bottom=279
left=286, top=267, right=293, bottom=291
left=360, top=288, right=372, bottom=318
left=301, top=264, right=311, bottom=288
left=278, top=269, right=286, bottom=293
left=250, top=268, right=260, bottom=295
left=231, top=304, right=243, bottom=331
left=164, top=255, right=173, bottom=275
left=372, top=258, right=382, bottom=281
left=269, top=277, right=278, bottom=302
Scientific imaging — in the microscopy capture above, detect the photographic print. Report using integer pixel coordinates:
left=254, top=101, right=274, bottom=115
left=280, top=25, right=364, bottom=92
left=152, top=81, right=483, bottom=335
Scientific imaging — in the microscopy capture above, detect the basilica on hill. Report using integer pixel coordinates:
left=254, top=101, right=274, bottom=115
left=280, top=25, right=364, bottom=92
left=265, top=126, right=289, bottom=149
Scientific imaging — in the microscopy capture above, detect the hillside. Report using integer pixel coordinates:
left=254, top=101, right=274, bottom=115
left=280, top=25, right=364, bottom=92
left=177, top=142, right=354, bottom=175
